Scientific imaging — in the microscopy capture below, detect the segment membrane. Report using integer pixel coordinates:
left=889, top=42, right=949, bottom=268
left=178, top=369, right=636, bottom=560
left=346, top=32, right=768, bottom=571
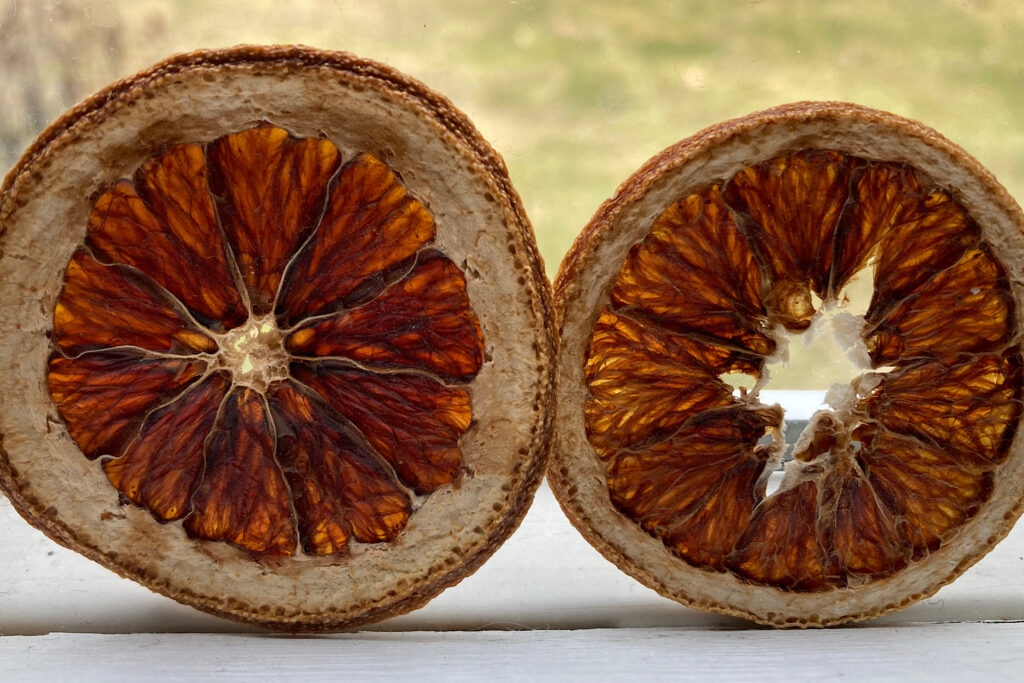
left=278, top=153, right=436, bottom=324
left=269, top=381, right=412, bottom=554
left=87, top=145, right=247, bottom=330
left=287, top=253, right=483, bottom=383
left=207, top=126, right=341, bottom=316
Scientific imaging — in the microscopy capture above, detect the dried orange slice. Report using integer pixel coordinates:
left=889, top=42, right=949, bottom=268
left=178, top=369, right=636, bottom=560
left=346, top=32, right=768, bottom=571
left=551, top=101, right=1024, bottom=626
left=0, top=46, right=554, bottom=630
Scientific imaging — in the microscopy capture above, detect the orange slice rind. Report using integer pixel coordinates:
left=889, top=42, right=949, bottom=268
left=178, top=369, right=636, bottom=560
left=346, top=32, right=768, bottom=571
left=0, top=46, right=554, bottom=631
left=551, top=101, right=1024, bottom=627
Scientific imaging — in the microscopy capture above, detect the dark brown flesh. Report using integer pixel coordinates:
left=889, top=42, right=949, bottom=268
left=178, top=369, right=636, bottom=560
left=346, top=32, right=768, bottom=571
left=585, top=149, right=1021, bottom=591
left=47, top=125, right=485, bottom=557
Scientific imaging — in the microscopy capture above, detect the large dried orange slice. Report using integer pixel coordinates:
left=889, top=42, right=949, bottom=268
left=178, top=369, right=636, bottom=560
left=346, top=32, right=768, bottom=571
left=0, top=46, right=554, bottom=630
left=551, top=101, right=1024, bottom=626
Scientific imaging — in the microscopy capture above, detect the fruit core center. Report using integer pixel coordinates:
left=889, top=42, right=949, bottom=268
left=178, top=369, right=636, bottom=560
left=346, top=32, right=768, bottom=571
left=721, top=269, right=881, bottom=463
left=766, top=305, right=871, bottom=399
left=215, top=315, right=290, bottom=392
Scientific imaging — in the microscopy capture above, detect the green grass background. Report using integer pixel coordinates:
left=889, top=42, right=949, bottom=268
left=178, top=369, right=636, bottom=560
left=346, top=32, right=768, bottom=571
left=2, top=0, right=1022, bottom=389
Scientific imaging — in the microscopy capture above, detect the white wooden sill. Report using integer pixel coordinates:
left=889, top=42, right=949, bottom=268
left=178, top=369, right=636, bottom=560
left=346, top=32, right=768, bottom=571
left=3, top=391, right=1023, bottom=679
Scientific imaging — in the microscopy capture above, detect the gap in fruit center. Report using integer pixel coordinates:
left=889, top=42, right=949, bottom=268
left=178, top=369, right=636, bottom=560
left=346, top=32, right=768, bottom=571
left=719, top=266, right=880, bottom=496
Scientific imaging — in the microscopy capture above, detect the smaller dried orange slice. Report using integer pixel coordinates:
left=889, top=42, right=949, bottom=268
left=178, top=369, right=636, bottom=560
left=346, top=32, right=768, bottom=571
left=551, top=102, right=1024, bottom=627
left=0, top=46, right=554, bottom=630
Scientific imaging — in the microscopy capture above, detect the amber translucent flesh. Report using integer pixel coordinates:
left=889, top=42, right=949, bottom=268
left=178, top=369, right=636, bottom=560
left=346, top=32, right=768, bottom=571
left=606, top=406, right=779, bottom=571
left=726, top=151, right=849, bottom=283
left=292, top=360, right=473, bottom=494
left=287, top=251, right=484, bottom=384
left=105, top=373, right=231, bottom=521
left=610, top=185, right=774, bottom=356
left=47, top=352, right=206, bottom=459
left=277, top=153, right=437, bottom=325
left=47, top=125, right=485, bottom=556
left=269, top=382, right=412, bottom=553
left=586, top=148, right=1022, bottom=590
left=585, top=310, right=754, bottom=459
left=183, top=387, right=297, bottom=555
left=724, top=150, right=852, bottom=331
left=865, top=247, right=1014, bottom=365
left=206, top=125, right=341, bottom=317
left=87, top=145, right=247, bottom=331
left=54, top=250, right=217, bottom=356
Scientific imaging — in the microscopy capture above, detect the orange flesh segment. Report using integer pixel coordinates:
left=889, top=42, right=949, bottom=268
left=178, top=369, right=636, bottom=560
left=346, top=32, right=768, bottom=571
left=54, top=250, right=217, bottom=355
left=207, top=126, right=341, bottom=316
left=46, top=126, right=485, bottom=556
left=292, top=360, right=472, bottom=494
left=835, top=162, right=978, bottom=302
left=864, top=350, right=1022, bottom=463
left=866, top=246, right=1014, bottom=365
left=723, top=149, right=852, bottom=329
left=87, top=145, right=247, bottom=330
left=585, top=310, right=747, bottom=459
left=727, top=479, right=833, bottom=591
left=104, top=373, right=231, bottom=521
left=278, top=153, right=436, bottom=324
left=47, top=351, right=205, bottom=460
left=287, top=253, right=483, bottom=383
left=586, top=147, right=1022, bottom=591
left=825, top=464, right=909, bottom=583
left=610, top=185, right=773, bottom=355
left=269, top=381, right=412, bottom=554
left=184, top=387, right=297, bottom=555
left=608, top=406, right=778, bottom=571
left=863, top=429, right=993, bottom=560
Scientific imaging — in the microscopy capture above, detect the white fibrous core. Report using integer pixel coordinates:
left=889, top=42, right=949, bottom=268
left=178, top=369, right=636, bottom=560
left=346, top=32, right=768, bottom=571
left=214, top=315, right=290, bottom=392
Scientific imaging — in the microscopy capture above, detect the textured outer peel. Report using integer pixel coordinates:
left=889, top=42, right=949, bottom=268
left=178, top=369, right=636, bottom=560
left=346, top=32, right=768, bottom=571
left=550, top=101, right=1024, bottom=627
left=0, top=45, right=555, bottom=631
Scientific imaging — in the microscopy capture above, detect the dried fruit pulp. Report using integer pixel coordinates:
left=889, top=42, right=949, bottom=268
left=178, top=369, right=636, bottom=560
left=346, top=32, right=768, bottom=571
left=0, top=47, right=554, bottom=630
left=48, top=125, right=484, bottom=556
left=552, top=102, right=1024, bottom=626
left=591, top=148, right=1020, bottom=590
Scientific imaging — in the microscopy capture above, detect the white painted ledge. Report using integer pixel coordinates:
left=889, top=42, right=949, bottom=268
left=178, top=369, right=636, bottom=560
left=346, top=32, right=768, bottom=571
left=3, top=624, right=1024, bottom=681
left=4, top=389, right=1024, bottom=677
left=3, top=481, right=1024, bottom=635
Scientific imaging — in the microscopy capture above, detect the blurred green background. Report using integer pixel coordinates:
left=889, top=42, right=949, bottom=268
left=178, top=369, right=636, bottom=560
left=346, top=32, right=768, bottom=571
left=2, top=0, right=1022, bottom=389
